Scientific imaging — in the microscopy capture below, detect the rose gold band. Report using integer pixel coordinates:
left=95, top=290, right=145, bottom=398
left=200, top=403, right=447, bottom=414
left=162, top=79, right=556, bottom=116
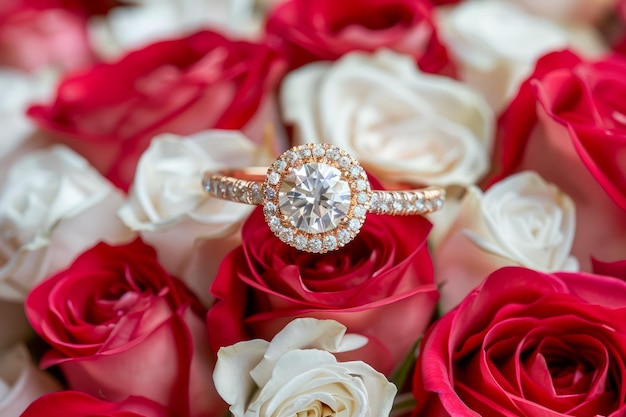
left=202, top=168, right=446, bottom=216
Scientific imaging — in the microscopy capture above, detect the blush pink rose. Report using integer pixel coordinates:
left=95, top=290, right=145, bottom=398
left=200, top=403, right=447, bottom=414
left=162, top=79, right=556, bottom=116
left=0, top=4, right=93, bottom=72
left=265, top=0, right=453, bottom=74
left=28, top=30, right=285, bottom=190
left=413, top=266, right=626, bottom=416
left=25, top=239, right=226, bottom=417
left=22, top=391, right=175, bottom=417
left=494, top=50, right=626, bottom=270
left=206, top=206, right=438, bottom=375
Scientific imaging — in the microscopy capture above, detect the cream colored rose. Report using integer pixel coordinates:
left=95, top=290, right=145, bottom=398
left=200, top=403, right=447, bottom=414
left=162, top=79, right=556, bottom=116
left=436, top=0, right=606, bottom=111
left=0, top=344, right=62, bottom=416
left=434, top=171, right=578, bottom=313
left=281, top=49, right=494, bottom=187
left=502, top=0, right=615, bottom=24
left=0, top=146, right=133, bottom=302
left=0, top=69, right=56, bottom=182
left=214, top=318, right=396, bottom=417
left=118, top=130, right=272, bottom=305
left=89, top=0, right=262, bottom=59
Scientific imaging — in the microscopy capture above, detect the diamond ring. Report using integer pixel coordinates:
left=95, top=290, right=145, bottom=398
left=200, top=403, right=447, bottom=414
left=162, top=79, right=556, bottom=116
left=202, top=143, right=445, bottom=253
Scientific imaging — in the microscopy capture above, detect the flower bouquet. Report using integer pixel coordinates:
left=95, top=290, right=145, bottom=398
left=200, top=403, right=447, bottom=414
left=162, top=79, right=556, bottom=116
left=0, top=0, right=625, bottom=416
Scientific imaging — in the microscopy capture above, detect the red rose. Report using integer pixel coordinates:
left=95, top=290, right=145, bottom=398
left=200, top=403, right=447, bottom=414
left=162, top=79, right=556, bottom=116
left=25, top=239, right=225, bottom=417
left=22, top=391, right=175, bottom=417
left=494, top=50, right=626, bottom=270
left=28, top=30, right=285, bottom=189
left=206, top=207, right=438, bottom=374
left=413, top=267, right=626, bottom=416
left=265, top=0, right=452, bottom=74
left=0, top=3, right=93, bottom=72
left=593, top=258, right=626, bottom=280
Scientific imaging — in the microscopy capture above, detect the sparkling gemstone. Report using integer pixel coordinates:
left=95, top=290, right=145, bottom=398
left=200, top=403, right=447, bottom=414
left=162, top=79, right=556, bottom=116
left=337, top=229, right=351, bottom=245
left=357, top=192, right=369, bottom=204
left=353, top=205, right=366, bottom=217
left=308, top=238, right=322, bottom=253
left=323, top=236, right=337, bottom=250
left=356, top=179, right=367, bottom=191
left=268, top=172, right=280, bottom=185
left=279, top=163, right=351, bottom=233
left=313, top=145, right=326, bottom=157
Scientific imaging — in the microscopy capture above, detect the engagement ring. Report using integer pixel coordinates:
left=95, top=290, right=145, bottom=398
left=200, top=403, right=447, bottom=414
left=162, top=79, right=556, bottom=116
left=203, top=143, right=445, bottom=253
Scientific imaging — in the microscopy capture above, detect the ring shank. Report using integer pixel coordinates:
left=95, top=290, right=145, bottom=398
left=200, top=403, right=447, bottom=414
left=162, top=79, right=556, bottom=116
left=202, top=168, right=446, bottom=216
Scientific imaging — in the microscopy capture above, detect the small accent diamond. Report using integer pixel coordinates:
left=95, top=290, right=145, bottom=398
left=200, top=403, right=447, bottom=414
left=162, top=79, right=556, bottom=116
left=393, top=200, right=403, bottom=212
left=326, top=148, right=340, bottom=160
left=348, top=219, right=360, bottom=231
left=263, top=202, right=277, bottom=216
left=285, top=151, right=298, bottom=163
left=269, top=216, right=281, bottom=231
left=268, top=172, right=280, bottom=185
left=264, top=187, right=276, bottom=200
left=357, top=192, right=369, bottom=204
left=308, top=238, right=322, bottom=253
left=337, top=229, right=351, bottom=245
left=350, top=166, right=362, bottom=178
left=323, top=236, right=337, bottom=251
left=299, top=148, right=312, bottom=158
left=278, top=228, right=293, bottom=243
left=274, top=159, right=287, bottom=173
left=338, top=156, right=350, bottom=168
left=356, top=180, right=367, bottom=191
left=353, top=205, right=366, bottom=217
left=312, top=144, right=325, bottom=157
left=294, top=235, right=308, bottom=250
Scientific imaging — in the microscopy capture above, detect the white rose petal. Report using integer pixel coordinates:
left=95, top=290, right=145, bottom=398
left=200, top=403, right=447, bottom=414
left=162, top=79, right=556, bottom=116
left=214, top=318, right=396, bottom=417
left=502, top=0, right=615, bottom=24
left=119, top=130, right=272, bottom=305
left=0, top=146, right=133, bottom=302
left=0, top=69, right=57, bottom=183
left=0, top=344, right=62, bottom=416
left=282, top=49, right=494, bottom=186
left=436, top=0, right=606, bottom=111
left=434, top=171, right=578, bottom=313
left=89, top=0, right=262, bottom=59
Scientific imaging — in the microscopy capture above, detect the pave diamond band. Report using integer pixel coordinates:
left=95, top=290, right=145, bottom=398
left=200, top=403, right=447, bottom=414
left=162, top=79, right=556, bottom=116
left=202, top=144, right=445, bottom=253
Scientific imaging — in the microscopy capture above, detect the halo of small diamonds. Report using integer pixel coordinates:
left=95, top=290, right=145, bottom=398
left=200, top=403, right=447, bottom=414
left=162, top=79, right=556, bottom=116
left=263, top=144, right=372, bottom=253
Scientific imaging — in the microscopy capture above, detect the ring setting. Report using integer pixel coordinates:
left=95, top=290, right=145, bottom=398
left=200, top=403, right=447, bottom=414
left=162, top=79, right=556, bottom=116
left=203, top=143, right=445, bottom=253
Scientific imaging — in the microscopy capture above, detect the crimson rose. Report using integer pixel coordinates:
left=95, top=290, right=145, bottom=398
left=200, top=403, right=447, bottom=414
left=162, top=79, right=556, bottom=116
left=25, top=239, right=225, bottom=417
left=494, top=50, right=626, bottom=270
left=206, top=207, right=438, bottom=374
left=28, top=30, right=285, bottom=189
left=413, top=267, right=626, bottom=416
left=265, top=0, right=452, bottom=74
left=22, top=391, right=175, bottom=417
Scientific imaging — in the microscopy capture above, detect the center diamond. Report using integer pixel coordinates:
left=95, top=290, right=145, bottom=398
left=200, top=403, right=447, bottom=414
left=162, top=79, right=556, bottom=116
left=279, top=162, right=351, bottom=233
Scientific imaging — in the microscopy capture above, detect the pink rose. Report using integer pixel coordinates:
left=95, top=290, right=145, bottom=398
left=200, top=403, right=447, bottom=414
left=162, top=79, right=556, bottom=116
left=28, top=30, right=285, bottom=189
left=265, top=0, right=453, bottom=74
left=206, top=207, right=438, bottom=374
left=413, top=266, right=626, bottom=416
left=0, top=3, right=93, bottom=72
left=25, top=239, right=225, bottom=417
left=494, top=50, right=626, bottom=270
left=22, top=391, right=175, bottom=417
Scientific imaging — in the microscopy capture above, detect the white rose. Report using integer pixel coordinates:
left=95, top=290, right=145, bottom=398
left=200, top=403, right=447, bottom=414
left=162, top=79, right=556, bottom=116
left=0, top=146, right=133, bottom=302
left=433, top=171, right=578, bottom=313
left=281, top=49, right=494, bottom=187
left=0, top=69, right=56, bottom=182
left=214, top=318, right=395, bottom=417
left=501, top=0, right=615, bottom=24
left=436, top=0, right=606, bottom=111
left=0, top=344, right=62, bottom=416
left=89, top=0, right=262, bottom=59
left=118, top=130, right=272, bottom=305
